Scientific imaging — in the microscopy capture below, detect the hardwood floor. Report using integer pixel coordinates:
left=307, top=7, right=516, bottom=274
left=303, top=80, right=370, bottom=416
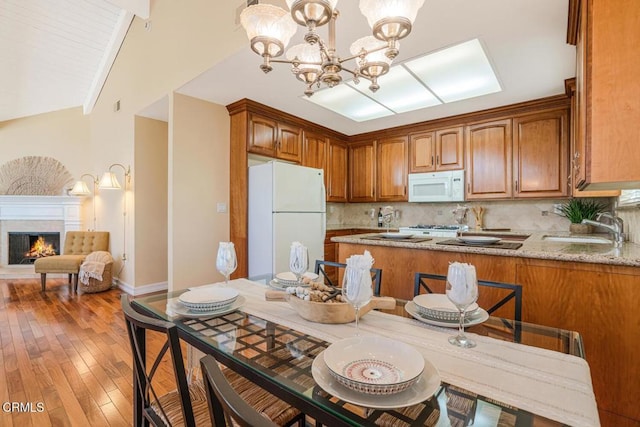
left=0, top=278, right=172, bottom=427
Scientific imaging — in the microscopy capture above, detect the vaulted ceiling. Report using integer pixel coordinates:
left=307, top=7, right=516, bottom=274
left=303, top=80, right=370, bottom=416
left=0, top=0, right=148, bottom=122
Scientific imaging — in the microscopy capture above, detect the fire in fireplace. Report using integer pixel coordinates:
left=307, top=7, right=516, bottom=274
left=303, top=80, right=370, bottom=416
left=8, top=232, right=60, bottom=264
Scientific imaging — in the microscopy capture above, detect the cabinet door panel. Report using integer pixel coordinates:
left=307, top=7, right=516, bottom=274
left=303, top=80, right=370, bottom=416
left=377, top=137, right=408, bottom=201
left=277, top=123, right=302, bottom=162
left=435, top=126, right=464, bottom=170
left=349, top=142, right=376, bottom=202
left=409, top=132, right=435, bottom=172
left=514, top=111, right=569, bottom=198
left=328, top=140, right=348, bottom=202
left=466, top=120, right=512, bottom=199
left=248, top=114, right=277, bottom=156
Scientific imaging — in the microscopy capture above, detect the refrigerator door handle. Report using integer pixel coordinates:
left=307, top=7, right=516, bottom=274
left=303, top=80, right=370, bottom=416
left=321, top=180, right=327, bottom=241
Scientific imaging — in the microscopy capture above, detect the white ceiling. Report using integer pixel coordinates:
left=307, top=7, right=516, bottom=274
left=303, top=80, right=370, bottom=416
left=2, top=0, right=575, bottom=134
left=0, top=0, right=141, bottom=122
left=176, top=0, right=575, bottom=135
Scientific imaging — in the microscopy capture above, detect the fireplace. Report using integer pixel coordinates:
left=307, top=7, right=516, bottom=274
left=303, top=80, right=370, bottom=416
left=8, top=232, right=60, bottom=264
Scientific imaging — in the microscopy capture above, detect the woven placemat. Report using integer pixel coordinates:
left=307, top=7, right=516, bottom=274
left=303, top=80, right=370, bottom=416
left=437, top=239, right=523, bottom=250
left=360, top=236, right=433, bottom=243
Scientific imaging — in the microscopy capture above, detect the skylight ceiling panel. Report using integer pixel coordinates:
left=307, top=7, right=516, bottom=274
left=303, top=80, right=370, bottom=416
left=303, top=84, right=393, bottom=122
left=405, top=39, right=502, bottom=103
left=347, top=66, right=442, bottom=113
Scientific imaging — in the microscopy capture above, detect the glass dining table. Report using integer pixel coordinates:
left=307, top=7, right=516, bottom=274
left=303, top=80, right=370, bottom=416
left=132, top=278, right=592, bottom=427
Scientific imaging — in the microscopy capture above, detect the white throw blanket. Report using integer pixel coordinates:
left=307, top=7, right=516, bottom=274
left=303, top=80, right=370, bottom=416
left=79, top=251, right=113, bottom=285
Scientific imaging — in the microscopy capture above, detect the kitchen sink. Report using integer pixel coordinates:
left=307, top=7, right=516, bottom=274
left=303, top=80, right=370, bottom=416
left=542, top=235, right=613, bottom=244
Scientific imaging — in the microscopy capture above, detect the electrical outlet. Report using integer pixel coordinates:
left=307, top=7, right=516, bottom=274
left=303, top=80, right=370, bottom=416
left=217, top=202, right=228, bottom=213
left=541, top=210, right=549, bottom=216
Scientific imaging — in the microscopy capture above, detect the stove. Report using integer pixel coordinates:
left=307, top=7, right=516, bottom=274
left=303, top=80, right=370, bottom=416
left=398, top=224, right=469, bottom=238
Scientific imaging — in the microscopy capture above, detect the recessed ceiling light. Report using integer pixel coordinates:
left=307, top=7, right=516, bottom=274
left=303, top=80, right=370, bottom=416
left=302, top=84, right=393, bottom=122
left=348, top=66, right=442, bottom=113
left=404, top=39, right=501, bottom=103
left=304, top=38, right=501, bottom=121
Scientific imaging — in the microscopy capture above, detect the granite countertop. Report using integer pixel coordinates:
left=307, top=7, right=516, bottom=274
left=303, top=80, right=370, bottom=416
left=331, top=230, right=640, bottom=268
left=327, top=224, right=399, bottom=232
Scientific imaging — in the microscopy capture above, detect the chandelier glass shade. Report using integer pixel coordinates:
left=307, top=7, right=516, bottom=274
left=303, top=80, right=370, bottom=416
left=240, top=0, right=425, bottom=96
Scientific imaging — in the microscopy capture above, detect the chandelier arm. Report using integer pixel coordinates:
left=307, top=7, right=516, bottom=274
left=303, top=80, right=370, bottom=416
left=337, top=43, right=389, bottom=65
left=339, top=66, right=373, bottom=82
left=270, top=58, right=323, bottom=66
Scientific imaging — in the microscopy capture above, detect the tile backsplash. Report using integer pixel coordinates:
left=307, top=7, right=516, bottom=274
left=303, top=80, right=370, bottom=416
left=327, top=199, right=615, bottom=234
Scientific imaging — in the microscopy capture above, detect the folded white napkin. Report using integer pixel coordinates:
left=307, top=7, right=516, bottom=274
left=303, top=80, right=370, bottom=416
left=289, top=241, right=308, bottom=274
left=446, top=262, right=478, bottom=306
left=344, top=250, right=374, bottom=304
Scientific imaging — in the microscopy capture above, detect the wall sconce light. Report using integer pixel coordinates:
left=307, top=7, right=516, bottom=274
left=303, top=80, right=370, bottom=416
left=99, top=163, right=131, bottom=261
left=98, top=163, right=131, bottom=189
left=69, top=173, right=99, bottom=230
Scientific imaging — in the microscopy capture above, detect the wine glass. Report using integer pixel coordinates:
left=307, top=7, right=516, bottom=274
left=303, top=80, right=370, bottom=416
left=446, top=264, right=479, bottom=348
left=216, top=242, right=237, bottom=285
left=289, top=244, right=308, bottom=284
left=342, top=266, right=373, bottom=335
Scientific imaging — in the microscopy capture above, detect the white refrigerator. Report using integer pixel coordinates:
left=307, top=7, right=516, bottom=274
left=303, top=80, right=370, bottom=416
left=248, top=161, right=326, bottom=277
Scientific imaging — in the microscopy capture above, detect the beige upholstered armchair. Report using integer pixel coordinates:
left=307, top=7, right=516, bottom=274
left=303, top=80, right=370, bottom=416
left=34, top=231, right=110, bottom=292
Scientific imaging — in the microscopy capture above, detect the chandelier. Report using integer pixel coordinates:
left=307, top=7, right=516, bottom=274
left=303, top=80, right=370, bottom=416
left=240, top=0, right=425, bottom=96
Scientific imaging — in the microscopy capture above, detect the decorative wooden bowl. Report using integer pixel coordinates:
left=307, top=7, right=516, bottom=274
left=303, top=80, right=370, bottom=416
left=265, top=290, right=396, bottom=324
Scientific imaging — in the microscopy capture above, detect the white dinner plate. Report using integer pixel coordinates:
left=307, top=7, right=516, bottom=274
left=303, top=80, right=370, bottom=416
left=312, top=350, right=440, bottom=410
left=170, top=296, right=245, bottom=319
left=178, top=287, right=239, bottom=305
left=405, top=301, right=489, bottom=328
left=379, top=232, right=414, bottom=239
left=413, top=294, right=479, bottom=316
left=275, top=271, right=319, bottom=285
left=269, top=279, right=311, bottom=289
left=457, top=236, right=501, bottom=245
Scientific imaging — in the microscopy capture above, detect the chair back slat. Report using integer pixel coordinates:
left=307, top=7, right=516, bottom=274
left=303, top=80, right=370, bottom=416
left=413, top=272, right=523, bottom=323
left=314, top=260, right=383, bottom=296
left=200, top=355, right=278, bottom=427
left=121, top=294, right=197, bottom=427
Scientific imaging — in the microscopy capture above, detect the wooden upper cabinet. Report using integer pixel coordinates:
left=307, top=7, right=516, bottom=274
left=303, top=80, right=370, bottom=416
left=349, top=141, right=376, bottom=202
left=247, top=113, right=301, bottom=162
left=275, top=122, right=302, bottom=162
left=409, top=132, right=436, bottom=172
left=573, top=0, right=640, bottom=189
left=466, top=119, right=513, bottom=200
left=513, top=110, right=569, bottom=198
left=409, top=126, right=463, bottom=173
left=566, top=79, right=620, bottom=197
left=301, top=131, right=328, bottom=172
left=248, top=114, right=278, bottom=156
left=327, top=139, right=348, bottom=202
left=436, top=127, right=464, bottom=171
left=377, top=136, right=408, bottom=201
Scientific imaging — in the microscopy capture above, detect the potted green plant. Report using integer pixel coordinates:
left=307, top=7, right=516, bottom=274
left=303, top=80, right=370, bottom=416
left=559, top=199, right=608, bottom=234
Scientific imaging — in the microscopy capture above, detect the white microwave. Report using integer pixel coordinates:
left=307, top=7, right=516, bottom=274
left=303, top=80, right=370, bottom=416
left=408, top=170, right=465, bottom=202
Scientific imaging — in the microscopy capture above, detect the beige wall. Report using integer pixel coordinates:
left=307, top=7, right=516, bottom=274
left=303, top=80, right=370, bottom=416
left=134, top=116, right=168, bottom=286
left=87, top=1, right=246, bottom=289
left=0, top=107, right=90, bottom=172
left=169, top=93, right=230, bottom=290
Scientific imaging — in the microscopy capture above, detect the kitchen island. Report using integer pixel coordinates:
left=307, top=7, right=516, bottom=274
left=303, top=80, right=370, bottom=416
left=333, top=231, right=640, bottom=426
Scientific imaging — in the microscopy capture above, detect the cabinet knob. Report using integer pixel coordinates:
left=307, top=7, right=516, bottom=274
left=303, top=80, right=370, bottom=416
left=436, top=155, right=439, bottom=165
left=431, top=155, right=434, bottom=166
left=515, top=180, right=519, bottom=192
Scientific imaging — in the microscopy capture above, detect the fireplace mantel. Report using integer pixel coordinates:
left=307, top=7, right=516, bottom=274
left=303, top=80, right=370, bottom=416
left=0, top=196, right=84, bottom=267
left=0, top=195, right=83, bottom=226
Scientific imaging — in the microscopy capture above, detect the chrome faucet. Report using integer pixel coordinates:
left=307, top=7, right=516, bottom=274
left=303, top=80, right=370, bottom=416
left=581, top=212, right=625, bottom=247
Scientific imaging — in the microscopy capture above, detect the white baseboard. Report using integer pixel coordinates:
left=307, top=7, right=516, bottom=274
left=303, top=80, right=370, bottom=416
left=117, top=279, right=168, bottom=296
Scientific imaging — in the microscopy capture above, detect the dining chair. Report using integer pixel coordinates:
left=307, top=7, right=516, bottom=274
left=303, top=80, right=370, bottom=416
left=413, top=272, right=523, bottom=342
left=121, top=294, right=208, bottom=427
left=122, top=294, right=306, bottom=427
left=314, top=259, right=383, bottom=296
left=413, top=272, right=523, bottom=322
left=200, top=354, right=278, bottom=427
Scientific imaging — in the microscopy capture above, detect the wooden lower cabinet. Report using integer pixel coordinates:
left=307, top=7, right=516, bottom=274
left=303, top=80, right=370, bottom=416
left=337, top=242, right=640, bottom=426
